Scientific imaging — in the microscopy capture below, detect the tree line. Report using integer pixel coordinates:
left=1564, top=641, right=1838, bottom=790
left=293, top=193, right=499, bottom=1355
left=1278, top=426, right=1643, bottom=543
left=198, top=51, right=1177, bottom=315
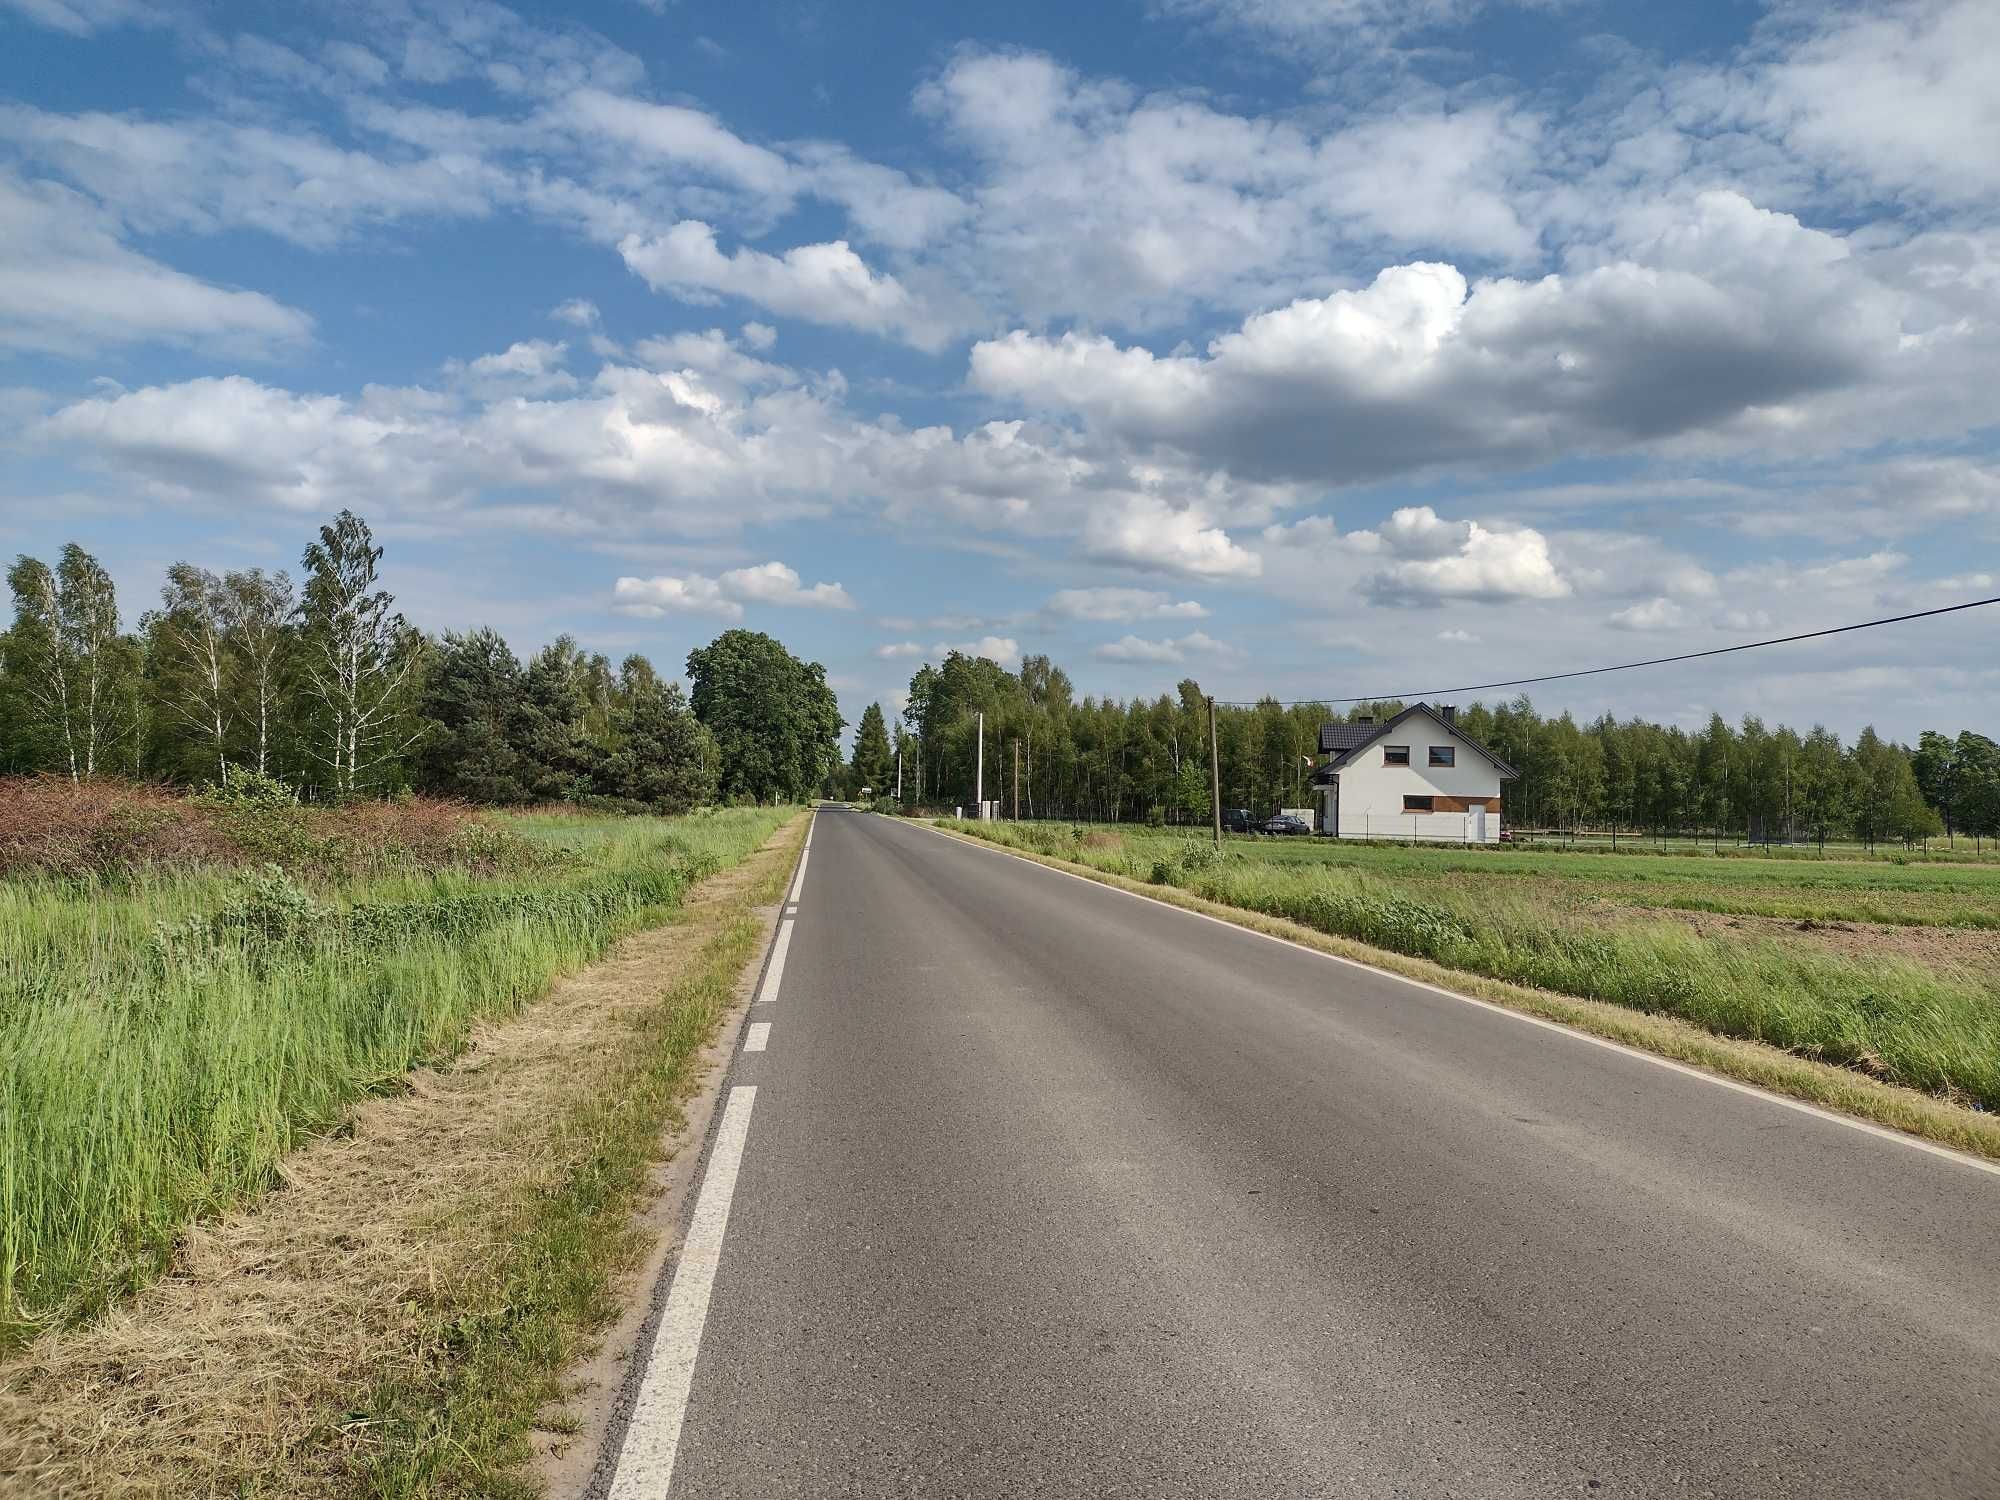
left=2, top=514, right=845, bottom=809
left=841, top=649, right=1999, bottom=849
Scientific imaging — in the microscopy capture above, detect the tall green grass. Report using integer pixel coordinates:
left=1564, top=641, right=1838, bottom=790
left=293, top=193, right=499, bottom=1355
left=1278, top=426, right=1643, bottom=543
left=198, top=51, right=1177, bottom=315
left=0, top=806, right=791, bottom=1345
left=947, top=821, right=2000, bottom=1111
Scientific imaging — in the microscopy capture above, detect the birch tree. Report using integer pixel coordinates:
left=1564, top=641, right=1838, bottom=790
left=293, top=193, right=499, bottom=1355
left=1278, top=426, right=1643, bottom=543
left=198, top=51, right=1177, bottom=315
left=296, top=511, right=424, bottom=797
left=148, top=564, right=235, bottom=781
left=223, top=567, right=295, bottom=777
left=5, top=545, right=127, bottom=780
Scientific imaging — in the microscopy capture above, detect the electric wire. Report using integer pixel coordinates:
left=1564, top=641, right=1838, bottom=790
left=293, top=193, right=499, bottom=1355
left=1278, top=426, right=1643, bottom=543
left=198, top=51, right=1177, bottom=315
left=1211, top=594, right=2000, bottom=708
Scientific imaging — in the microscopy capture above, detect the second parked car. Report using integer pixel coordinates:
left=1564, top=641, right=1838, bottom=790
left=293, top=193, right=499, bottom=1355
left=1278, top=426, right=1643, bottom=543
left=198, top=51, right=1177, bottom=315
left=1261, top=813, right=1311, bottom=836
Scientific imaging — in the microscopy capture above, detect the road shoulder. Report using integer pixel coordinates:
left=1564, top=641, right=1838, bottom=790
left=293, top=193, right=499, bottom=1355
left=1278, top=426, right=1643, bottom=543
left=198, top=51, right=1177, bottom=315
left=542, top=817, right=806, bottom=1499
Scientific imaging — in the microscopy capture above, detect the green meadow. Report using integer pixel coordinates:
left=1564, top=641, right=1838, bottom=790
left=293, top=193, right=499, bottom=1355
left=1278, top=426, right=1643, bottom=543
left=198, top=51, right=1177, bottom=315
left=0, top=795, right=789, bottom=1346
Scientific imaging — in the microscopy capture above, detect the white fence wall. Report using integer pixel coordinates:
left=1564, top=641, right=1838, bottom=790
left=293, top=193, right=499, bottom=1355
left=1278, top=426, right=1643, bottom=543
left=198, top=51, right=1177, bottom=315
left=1333, top=811, right=1498, bottom=843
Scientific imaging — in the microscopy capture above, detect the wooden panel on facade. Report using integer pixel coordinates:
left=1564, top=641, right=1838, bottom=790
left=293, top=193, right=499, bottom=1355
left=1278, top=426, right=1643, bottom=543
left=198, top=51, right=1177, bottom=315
left=1428, top=795, right=1502, bottom=813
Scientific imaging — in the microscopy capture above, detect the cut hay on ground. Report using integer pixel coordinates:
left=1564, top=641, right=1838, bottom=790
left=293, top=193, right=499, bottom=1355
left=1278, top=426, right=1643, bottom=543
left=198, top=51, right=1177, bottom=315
left=0, top=820, right=801, bottom=1499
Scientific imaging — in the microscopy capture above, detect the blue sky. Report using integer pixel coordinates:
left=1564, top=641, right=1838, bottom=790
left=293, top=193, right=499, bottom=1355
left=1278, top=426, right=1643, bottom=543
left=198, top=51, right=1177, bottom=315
left=2, top=0, right=1995, bottom=744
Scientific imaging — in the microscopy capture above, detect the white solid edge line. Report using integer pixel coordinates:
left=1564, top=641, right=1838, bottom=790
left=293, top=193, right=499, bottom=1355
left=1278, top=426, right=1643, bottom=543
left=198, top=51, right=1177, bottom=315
left=755, top=920, right=792, bottom=1005
left=788, top=845, right=810, bottom=904
left=605, top=1084, right=759, bottom=1500
left=744, top=1021, right=771, bottom=1053
left=913, top=822, right=2000, bottom=1182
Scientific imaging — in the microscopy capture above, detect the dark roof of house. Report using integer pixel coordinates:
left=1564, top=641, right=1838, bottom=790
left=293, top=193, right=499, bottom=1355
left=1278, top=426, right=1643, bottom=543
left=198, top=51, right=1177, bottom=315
left=1317, top=703, right=1520, bottom=779
left=1317, top=722, right=1379, bottom=753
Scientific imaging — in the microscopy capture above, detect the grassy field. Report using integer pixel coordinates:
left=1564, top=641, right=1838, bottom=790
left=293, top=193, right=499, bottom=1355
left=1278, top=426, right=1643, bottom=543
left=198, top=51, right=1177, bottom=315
left=1507, top=831, right=2000, bottom=863
left=1201, top=835, right=2000, bottom=929
left=941, top=820, right=2000, bottom=1112
left=0, top=787, right=791, bottom=1347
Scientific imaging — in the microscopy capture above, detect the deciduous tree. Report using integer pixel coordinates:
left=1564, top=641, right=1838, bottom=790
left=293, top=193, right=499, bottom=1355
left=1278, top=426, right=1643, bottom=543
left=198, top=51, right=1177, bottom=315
left=223, top=568, right=295, bottom=777
left=5, top=544, right=133, bottom=780
left=146, top=563, right=235, bottom=782
left=296, top=511, right=424, bottom=797
left=686, top=629, right=844, bottom=803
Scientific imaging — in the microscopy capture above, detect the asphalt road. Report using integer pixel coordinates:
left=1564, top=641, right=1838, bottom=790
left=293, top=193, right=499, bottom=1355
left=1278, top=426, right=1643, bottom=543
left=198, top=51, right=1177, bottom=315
left=608, top=808, right=2000, bottom=1498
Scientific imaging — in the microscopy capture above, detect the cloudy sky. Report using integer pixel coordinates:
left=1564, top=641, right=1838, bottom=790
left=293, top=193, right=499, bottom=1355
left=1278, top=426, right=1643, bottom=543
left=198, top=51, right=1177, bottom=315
left=3, top=0, right=1995, bottom=742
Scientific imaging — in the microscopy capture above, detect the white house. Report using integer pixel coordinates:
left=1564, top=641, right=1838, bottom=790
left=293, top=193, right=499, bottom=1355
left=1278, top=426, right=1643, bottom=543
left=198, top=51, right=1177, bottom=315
left=1313, top=703, right=1517, bottom=842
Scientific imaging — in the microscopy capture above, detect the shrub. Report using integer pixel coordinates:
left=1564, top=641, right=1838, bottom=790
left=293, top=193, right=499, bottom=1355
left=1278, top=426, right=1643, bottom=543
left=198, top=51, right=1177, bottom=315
left=190, top=766, right=300, bottom=810
left=0, top=776, right=542, bottom=881
left=1177, top=838, right=1222, bottom=873
left=0, top=777, right=235, bottom=876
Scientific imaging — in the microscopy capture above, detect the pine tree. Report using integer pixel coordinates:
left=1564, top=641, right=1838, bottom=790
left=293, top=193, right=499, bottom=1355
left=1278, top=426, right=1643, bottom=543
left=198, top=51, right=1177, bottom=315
left=609, top=680, right=719, bottom=813
left=417, top=628, right=531, bottom=803
left=850, top=702, right=893, bottom=797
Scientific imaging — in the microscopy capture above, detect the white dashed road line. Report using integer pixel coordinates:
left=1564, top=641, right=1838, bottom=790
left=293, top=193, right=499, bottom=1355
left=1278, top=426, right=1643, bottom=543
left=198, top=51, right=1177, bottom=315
left=755, top=920, right=792, bottom=1005
left=606, top=1085, right=759, bottom=1500
left=604, top=810, right=813, bottom=1496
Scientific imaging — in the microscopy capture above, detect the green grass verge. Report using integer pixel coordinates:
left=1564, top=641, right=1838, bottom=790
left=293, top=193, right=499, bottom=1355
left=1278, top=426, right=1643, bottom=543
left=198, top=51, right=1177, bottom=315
left=0, top=806, right=790, bottom=1347
left=935, top=820, right=2000, bottom=1159
left=343, top=816, right=802, bottom=1499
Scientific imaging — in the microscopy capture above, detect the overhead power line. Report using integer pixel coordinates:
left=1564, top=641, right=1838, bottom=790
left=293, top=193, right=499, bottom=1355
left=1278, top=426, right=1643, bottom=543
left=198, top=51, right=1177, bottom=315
left=1214, top=594, right=2000, bottom=708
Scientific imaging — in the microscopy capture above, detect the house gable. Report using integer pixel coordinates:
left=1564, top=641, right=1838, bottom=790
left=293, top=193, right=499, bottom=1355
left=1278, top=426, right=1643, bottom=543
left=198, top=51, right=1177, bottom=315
left=1319, top=703, right=1518, bottom=780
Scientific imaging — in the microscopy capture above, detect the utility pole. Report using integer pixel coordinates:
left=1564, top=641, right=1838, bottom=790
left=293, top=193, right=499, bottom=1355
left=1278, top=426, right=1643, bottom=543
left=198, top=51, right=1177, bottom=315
left=896, top=743, right=902, bottom=801
left=1013, top=737, right=1020, bottom=821
left=1207, top=695, right=1222, bottom=846
left=975, top=710, right=985, bottom=818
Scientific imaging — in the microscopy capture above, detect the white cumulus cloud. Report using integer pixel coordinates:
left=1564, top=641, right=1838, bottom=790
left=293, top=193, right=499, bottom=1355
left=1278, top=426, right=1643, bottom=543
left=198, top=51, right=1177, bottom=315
left=1092, top=630, right=1235, bottom=664
left=0, top=172, right=312, bottom=357
left=612, top=573, right=739, bottom=619
left=614, top=560, right=853, bottom=619
left=971, top=194, right=1912, bottom=486
left=1607, top=597, right=1685, bottom=632
left=1044, top=587, right=1209, bottom=621
left=936, top=636, right=1021, bottom=668
left=1083, top=496, right=1261, bottom=579
left=716, top=560, right=855, bottom=610
left=617, top=221, right=956, bottom=350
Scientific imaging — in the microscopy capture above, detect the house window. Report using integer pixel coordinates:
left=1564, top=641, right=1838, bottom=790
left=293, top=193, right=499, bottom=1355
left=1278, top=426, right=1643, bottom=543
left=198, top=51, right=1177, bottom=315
left=1403, top=795, right=1434, bottom=812
left=1429, top=745, right=1456, bottom=768
left=1383, top=745, right=1410, bottom=766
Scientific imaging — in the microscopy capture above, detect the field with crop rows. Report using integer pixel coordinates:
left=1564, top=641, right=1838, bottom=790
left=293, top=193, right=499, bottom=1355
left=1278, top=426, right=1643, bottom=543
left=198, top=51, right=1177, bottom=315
left=942, top=818, right=2000, bottom=1112
left=0, top=778, right=790, bottom=1345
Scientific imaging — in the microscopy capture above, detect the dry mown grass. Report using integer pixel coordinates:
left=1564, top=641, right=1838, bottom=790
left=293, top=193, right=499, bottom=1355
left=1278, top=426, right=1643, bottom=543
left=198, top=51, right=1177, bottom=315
left=1612, top=902, right=2000, bottom=971
left=0, top=815, right=804, bottom=1499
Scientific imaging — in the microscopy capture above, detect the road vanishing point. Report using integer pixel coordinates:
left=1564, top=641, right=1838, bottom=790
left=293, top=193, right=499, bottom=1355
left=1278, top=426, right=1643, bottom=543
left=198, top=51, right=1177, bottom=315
left=597, top=808, right=2000, bottom=1499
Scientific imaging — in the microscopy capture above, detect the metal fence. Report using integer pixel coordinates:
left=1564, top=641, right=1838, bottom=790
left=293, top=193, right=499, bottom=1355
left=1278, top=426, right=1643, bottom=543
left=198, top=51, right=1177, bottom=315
left=1331, top=812, right=1498, bottom=843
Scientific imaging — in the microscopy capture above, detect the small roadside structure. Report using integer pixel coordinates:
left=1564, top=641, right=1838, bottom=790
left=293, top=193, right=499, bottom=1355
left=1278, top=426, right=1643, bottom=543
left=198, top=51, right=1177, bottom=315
left=1314, top=703, right=1516, bottom=842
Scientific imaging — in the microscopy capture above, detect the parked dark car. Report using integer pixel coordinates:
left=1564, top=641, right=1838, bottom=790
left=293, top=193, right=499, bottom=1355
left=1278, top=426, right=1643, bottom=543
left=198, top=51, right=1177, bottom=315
left=1261, top=814, right=1311, bottom=836
left=1222, top=807, right=1257, bottom=834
